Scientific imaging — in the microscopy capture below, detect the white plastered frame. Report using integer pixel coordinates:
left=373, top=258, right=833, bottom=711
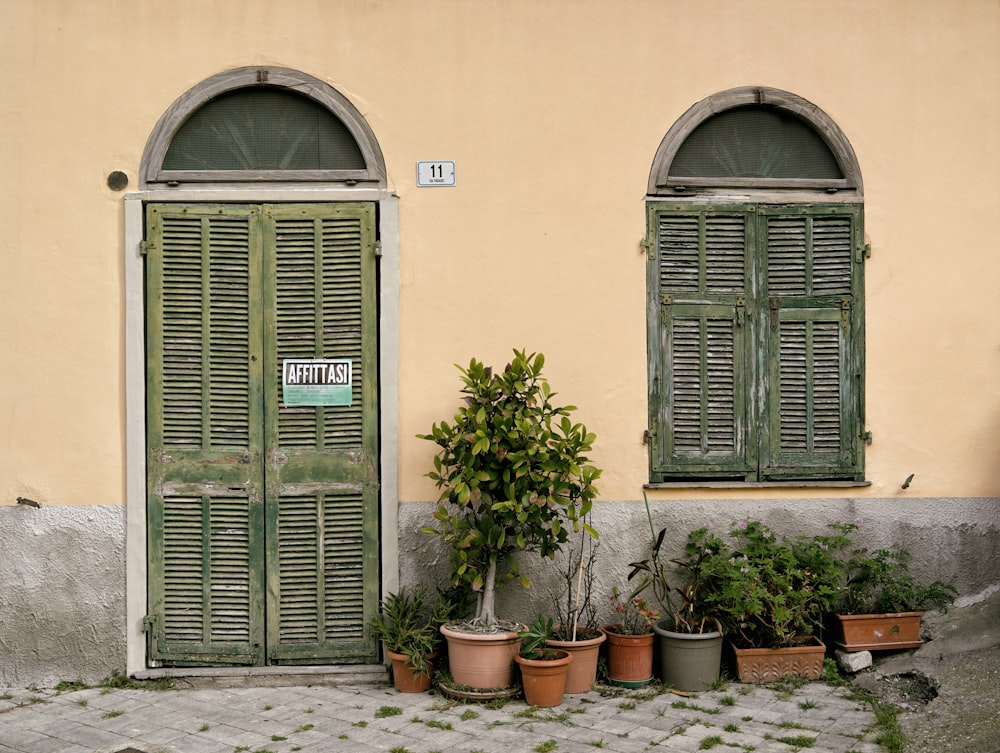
left=123, top=188, right=399, bottom=676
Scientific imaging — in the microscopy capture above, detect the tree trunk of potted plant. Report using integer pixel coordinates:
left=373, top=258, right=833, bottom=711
left=515, top=649, right=573, bottom=707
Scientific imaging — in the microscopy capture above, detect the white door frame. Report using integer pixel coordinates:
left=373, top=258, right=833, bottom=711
left=123, top=188, right=399, bottom=676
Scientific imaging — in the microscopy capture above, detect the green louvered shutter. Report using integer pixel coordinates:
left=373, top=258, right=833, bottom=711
left=263, top=204, right=379, bottom=663
left=760, top=206, right=864, bottom=479
left=145, top=204, right=266, bottom=665
left=648, top=205, right=754, bottom=480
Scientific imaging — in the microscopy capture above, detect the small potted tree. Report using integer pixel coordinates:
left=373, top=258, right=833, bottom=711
left=832, top=543, right=957, bottom=652
left=546, top=532, right=606, bottom=693
left=420, top=349, right=601, bottom=692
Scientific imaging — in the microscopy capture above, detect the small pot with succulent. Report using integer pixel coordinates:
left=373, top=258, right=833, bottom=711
left=514, top=615, right=573, bottom=707
left=832, top=529, right=957, bottom=652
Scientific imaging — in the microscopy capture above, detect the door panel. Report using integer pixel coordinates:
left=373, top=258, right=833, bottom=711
left=145, top=203, right=378, bottom=667
left=264, top=204, right=379, bottom=663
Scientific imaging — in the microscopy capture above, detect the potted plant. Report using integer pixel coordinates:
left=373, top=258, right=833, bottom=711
left=514, top=615, right=574, bottom=707
left=603, top=586, right=659, bottom=687
left=832, top=542, right=957, bottom=652
left=628, top=495, right=724, bottom=691
left=546, top=533, right=606, bottom=693
left=696, top=519, right=852, bottom=683
left=369, top=587, right=450, bottom=692
left=419, top=349, right=601, bottom=692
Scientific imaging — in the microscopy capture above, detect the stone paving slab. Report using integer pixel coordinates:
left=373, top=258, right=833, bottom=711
left=0, top=678, right=884, bottom=753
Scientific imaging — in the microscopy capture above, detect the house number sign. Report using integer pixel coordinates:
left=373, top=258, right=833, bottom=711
left=282, top=358, right=352, bottom=406
left=417, top=161, right=456, bottom=186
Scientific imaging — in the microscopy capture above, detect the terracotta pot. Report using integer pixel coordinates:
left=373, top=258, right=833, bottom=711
left=385, top=649, right=433, bottom=693
left=832, top=612, right=924, bottom=652
left=653, top=620, right=723, bottom=692
left=547, top=627, right=607, bottom=693
left=603, top=625, right=654, bottom=687
left=731, top=636, right=826, bottom=683
left=514, top=649, right=573, bottom=707
left=440, top=623, right=522, bottom=690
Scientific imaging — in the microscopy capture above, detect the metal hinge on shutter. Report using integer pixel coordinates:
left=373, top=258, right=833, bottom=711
left=855, top=242, right=871, bottom=263
left=139, top=240, right=155, bottom=256
left=643, top=427, right=656, bottom=445
left=641, top=238, right=653, bottom=256
left=373, top=240, right=383, bottom=257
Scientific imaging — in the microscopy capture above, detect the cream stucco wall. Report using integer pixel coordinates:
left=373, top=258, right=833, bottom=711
left=2, top=0, right=998, bottom=512
left=2, top=0, right=999, bottom=687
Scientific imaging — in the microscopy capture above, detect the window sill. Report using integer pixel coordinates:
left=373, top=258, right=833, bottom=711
left=645, top=480, right=871, bottom=490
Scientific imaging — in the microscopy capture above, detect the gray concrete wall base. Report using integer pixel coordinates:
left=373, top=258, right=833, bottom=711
left=0, top=505, right=125, bottom=688
left=397, top=497, right=1000, bottom=628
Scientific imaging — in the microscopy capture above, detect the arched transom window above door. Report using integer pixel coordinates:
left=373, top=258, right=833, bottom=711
left=140, top=67, right=386, bottom=188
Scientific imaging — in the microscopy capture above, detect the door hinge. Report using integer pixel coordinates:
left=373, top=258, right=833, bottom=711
left=139, top=240, right=154, bottom=256
left=373, top=240, right=383, bottom=257
left=855, top=242, right=871, bottom=263
left=643, top=428, right=656, bottom=445
left=641, top=238, right=653, bottom=256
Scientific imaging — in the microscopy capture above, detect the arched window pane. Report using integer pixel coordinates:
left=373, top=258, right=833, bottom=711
left=163, top=87, right=366, bottom=171
left=669, top=106, right=843, bottom=180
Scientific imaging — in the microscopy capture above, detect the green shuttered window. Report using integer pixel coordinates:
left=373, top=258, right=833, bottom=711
left=647, top=203, right=865, bottom=483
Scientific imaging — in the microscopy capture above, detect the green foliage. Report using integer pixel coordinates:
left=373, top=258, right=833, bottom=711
left=419, top=349, right=601, bottom=626
left=374, top=705, right=403, bottom=718
left=519, top=615, right=560, bottom=660
left=627, top=493, right=723, bottom=634
left=838, top=546, right=957, bottom=614
left=369, top=587, right=457, bottom=677
left=695, top=520, right=852, bottom=649
left=607, top=587, right=659, bottom=635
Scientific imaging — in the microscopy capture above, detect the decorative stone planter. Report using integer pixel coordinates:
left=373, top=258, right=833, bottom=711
left=653, top=620, right=723, bottom=692
left=546, top=627, right=606, bottom=693
left=832, top=612, right=924, bottom=652
left=731, top=637, right=826, bottom=683
left=515, top=649, right=573, bottom=707
left=603, top=625, right=654, bottom=688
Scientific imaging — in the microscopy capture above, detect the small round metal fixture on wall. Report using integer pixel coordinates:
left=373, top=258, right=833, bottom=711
left=107, top=170, right=129, bottom=191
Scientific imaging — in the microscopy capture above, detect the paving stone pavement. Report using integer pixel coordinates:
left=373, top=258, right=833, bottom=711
left=0, top=678, right=884, bottom=753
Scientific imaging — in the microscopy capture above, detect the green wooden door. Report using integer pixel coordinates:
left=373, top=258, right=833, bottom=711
left=145, top=203, right=379, bottom=666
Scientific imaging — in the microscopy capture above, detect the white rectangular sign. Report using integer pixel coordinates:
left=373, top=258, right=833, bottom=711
left=417, top=161, right=456, bottom=186
left=282, top=358, right=353, bottom=407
